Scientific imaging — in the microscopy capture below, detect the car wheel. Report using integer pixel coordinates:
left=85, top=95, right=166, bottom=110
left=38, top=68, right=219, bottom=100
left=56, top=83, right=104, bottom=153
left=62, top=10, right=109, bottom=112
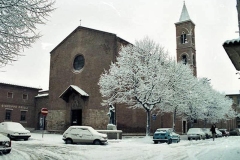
left=24, top=138, right=29, bottom=141
left=154, top=141, right=158, bottom=144
left=3, top=149, right=11, bottom=154
left=188, top=138, right=190, bottom=140
left=65, top=138, right=73, bottom=144
left=168, top=139, right=172, bottom=144
left=93, top=140, right=101, bottom=145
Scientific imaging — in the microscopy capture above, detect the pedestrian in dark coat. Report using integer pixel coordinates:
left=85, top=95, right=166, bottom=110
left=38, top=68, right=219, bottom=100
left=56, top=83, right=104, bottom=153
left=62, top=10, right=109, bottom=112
left=210, top=124, right=216, bottom=141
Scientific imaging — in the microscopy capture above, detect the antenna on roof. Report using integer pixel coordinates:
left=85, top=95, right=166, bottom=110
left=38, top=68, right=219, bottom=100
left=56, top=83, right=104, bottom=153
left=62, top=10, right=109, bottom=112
left=80, top=19, right=81, bottom=26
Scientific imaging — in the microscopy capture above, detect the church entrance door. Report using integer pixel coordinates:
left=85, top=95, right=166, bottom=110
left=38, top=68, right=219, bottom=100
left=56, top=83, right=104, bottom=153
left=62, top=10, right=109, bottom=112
left=71, top=109, right=82, bottom=126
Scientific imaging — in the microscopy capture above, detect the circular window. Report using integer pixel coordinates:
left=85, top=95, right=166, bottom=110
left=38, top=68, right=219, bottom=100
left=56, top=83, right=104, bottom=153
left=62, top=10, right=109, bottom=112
left=73, top=55, right=84, bottom=71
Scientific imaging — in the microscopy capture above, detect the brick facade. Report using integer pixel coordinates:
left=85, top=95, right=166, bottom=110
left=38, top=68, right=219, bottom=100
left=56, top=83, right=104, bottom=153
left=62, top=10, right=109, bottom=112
left=0, top=83, right=40, bottom=128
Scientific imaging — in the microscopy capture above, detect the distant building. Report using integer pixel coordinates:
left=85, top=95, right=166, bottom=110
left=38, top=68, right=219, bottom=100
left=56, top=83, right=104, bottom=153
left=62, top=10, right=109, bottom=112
left=0, top=82, right=41, bottom=129
left=225, top=93, right=240, bottom=129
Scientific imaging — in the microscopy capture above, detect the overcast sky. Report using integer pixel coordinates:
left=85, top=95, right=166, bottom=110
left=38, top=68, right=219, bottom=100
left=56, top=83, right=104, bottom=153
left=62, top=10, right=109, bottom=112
left=1, top=0, right=240, bottom=93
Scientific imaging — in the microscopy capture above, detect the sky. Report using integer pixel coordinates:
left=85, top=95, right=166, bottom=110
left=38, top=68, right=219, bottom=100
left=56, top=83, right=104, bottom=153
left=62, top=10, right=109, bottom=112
left=3, top=133, right=240, bottom=160
left=0, top=0, right=240, bottom=93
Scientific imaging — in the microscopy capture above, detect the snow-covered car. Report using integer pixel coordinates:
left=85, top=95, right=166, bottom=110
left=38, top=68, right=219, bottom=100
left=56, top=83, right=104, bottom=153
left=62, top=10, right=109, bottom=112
left=215, top=129, right=222, bottom=137
left=153, top=128, right=180, bottom=144
left=202, top=128, right=212, bottom=139
left=0, top=122, right=31, bottom=140
left=62, top=126, right=108, bottom=145
left=0, top=133, right=11, bottom=154
left=219, top=129, right=229, bottom=137
left=187, top=128, right=206, bottom=140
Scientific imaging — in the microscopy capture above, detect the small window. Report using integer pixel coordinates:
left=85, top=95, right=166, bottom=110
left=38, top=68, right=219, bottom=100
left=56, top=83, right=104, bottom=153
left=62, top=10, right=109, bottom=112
left=193, top=119, right=197, bottom=123
left=7, top=92, right=13, bottom=98
left=20, top=111, right=27, bottom=121
left=23, top=94, right=28, bottom=100
left=73, top=55, right=85, bottom=71
left=181, top=32, right=187, bottom=44
left=182, top=55, right=187, bottom=65
left=5, top=110, right=12, bottom=120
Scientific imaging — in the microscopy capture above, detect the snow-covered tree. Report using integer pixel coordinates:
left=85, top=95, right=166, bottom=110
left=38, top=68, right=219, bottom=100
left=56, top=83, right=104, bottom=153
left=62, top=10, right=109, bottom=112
left=156, top=61, right=197, bottom=130
left=99, top=37, right=173, bottom=136
left=183, top=78, right=238, bottom=126
left=0, top=0, right=55, bottom=66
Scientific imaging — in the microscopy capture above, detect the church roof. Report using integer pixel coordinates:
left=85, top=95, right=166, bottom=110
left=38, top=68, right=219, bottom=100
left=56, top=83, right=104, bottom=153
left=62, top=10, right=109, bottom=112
left=178, top=2, right=191, bottom=22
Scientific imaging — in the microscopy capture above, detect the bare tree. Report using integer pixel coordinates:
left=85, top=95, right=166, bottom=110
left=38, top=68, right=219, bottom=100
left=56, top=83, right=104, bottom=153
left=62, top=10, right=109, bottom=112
left=0, top=0, right=55, bottom=66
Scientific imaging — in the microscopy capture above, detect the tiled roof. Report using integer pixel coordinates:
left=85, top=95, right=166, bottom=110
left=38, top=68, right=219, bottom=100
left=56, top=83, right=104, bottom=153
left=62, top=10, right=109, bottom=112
left=223, top=37, right=240, bottom=45
left=0, top=82, right=42, bottom=90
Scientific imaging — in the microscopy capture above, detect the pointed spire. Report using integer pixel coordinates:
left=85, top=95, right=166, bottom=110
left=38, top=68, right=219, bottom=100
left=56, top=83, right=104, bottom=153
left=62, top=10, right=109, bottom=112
left=179, top=1, right=191, bottom=22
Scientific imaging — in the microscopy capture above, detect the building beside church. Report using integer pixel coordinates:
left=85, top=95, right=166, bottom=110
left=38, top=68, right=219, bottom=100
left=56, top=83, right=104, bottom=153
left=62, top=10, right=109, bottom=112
left=0, top=82, right=41, bottom=129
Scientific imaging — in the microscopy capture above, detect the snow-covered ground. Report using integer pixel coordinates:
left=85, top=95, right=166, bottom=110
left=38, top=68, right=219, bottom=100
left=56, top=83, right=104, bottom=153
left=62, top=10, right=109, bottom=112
left=1, top=133, right=240, bottom=160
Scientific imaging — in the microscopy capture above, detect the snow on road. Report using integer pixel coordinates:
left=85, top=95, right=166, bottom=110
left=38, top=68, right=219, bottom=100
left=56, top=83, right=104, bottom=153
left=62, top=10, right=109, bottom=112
left=0, top=133, right=240, bottom=160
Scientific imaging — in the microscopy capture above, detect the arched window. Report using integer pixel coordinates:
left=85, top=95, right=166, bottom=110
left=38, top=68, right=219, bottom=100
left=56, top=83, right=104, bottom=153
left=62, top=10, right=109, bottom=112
left=182, top=55, right=187, bottom=65
left=193, top=55, right=196, bottom=66
left=181, top=31, right=187, bottom=44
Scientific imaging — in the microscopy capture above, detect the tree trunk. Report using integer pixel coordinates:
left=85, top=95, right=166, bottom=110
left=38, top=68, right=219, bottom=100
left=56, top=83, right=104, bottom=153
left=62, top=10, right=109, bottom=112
left=173, top=108, right=177, bottom=131
left=146, top=109, right=151, bottom=136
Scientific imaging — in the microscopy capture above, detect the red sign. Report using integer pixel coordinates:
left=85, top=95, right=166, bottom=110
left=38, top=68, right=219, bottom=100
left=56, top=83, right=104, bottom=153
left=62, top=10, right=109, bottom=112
left=41, top=108, right=48, bottom=116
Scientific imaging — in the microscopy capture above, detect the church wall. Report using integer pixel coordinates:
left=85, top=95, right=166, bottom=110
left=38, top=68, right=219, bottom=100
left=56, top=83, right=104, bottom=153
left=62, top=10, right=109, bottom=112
left=48, top=27, right=130, bottom=131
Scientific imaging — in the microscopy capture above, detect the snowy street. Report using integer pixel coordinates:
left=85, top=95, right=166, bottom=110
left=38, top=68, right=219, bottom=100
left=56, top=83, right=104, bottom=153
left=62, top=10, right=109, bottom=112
left=1, top=133, right=240, bottom=160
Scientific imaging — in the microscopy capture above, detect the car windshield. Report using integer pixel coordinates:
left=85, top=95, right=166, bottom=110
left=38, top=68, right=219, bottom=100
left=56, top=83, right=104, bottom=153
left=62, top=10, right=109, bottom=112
left=88, top=127, right=98, bottom=134
left=6, top=123, right=25, bottom=130
left=157, top=129, right=167, bottom=133
left=188, top=128, right=201, bottom=133
left=156, top=128, right=172, bottom=133
left=202, top=128, right=207, bottom=131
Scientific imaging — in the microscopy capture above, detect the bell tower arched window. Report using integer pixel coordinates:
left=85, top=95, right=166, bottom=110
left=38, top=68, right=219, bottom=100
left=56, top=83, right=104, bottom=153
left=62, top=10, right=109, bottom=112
left=193, top=55, right=196, bottom=66
left=181, top=31, right=187, bottom=44
left=182, top=55, right=187, bottom=65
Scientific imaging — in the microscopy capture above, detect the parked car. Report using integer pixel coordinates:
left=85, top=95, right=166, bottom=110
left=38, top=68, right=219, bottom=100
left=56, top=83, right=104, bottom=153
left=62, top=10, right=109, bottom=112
left=219, top=129, right=229, bottom=137
left=153, top=128, right=180, bottom=144
left=215, top=129, right=222, bottom=137
left=229, top=128, right=240, bottom=136
left=187, top=128, right=206, bottom=140
left=202, top=128, right=212, bottom=139
left=0, top=122, right=31, bottom=140
left=62, top=126, right=108, bottom=145
left=0, top=133, right=11, bottom=154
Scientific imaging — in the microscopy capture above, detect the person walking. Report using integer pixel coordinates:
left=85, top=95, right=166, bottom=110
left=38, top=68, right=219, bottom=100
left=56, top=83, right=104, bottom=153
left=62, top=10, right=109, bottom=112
left=210, top=124, right=216, bottom=141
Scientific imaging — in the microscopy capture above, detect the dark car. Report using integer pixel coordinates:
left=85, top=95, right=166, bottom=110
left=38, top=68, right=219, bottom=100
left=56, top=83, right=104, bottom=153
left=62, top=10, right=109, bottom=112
left=0, top=133, right=11, bottom=154
left=153, top=128, right=180, bottom=144
left=219, top=129, right=229, bottom=137
left=229, top=128, right=240, bottom=136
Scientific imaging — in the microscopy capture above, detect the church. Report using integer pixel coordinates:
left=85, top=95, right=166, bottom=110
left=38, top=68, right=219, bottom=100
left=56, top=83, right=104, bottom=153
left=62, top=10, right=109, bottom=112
left=41, top=2, right=199, bottom=133
left=0, top=3, right=234, bottom=134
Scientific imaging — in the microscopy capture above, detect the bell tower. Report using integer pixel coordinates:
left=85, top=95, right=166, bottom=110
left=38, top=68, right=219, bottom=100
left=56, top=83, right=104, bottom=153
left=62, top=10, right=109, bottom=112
left=175, top=2, right=197, bottom=76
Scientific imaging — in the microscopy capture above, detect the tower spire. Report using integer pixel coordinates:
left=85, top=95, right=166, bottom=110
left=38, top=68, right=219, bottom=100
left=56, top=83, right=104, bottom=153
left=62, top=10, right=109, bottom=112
left=179, top=1, right=190, bottom=22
